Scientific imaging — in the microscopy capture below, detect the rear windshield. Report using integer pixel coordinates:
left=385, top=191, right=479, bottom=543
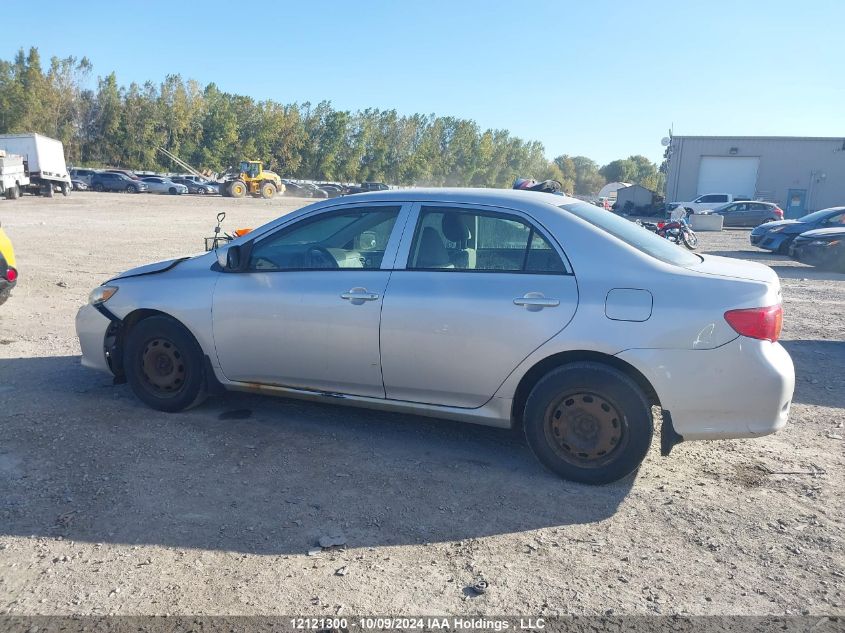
left=800, top=209, right=838, bottom=223
left=560, top=202, right=700, bottom=266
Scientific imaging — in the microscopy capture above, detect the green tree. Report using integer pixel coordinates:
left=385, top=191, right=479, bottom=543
left=572, top=156, right=605, bottom=195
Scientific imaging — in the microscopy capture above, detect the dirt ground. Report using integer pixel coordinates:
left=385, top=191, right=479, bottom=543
left=0, top=192, right=843, bottom=617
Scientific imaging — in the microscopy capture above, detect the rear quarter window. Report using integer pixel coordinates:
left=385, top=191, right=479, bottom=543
left=560, top=202, right=700, bottom=267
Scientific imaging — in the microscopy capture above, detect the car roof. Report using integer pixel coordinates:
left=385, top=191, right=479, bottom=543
left=337, top=187, right=579, bottom=208
left=721, top=200, right=776, bottom=206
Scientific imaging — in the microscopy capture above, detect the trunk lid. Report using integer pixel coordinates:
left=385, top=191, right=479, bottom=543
left=684, top=254, right=780, bottom=285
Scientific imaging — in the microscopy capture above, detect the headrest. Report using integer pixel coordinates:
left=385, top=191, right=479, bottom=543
left=441, top=213, right=471, bottom=243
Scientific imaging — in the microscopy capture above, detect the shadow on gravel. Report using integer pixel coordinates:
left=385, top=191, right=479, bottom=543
left=780, top=340, right=845, bottom=408
left=0, top=356, right=634, bottom=554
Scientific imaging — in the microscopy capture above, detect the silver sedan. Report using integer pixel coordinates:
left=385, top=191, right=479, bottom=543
left=140, top=176, right=189, bottom=195
left=76, top=189, right=794, bottom=484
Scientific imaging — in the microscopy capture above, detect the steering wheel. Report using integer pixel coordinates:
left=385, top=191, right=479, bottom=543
left=307, top=245, right=339, bottom=269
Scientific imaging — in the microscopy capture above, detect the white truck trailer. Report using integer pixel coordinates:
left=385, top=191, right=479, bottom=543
left=0, top=133, right=72, bottom=197
left=0, top=150, right=30, bottom=200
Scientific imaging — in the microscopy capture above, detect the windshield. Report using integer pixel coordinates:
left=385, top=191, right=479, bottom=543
left=560, top=202, right=700, bottom=266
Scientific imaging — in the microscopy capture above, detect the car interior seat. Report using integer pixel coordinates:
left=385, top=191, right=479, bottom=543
left=415, top=227, right=455, bottom=269
left=441, top=213, right=476, bottom=269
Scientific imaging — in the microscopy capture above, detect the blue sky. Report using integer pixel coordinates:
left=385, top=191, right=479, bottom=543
left=3, top=0, right=842, bottom=165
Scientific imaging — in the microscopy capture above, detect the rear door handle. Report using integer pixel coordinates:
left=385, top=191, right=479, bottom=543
left=514, top=292, right=560, bottom=311
left=341, top=287, right=380, bottom=304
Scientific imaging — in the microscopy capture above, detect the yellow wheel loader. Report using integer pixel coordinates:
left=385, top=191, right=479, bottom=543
left=220, top=161, right=284, bottom=199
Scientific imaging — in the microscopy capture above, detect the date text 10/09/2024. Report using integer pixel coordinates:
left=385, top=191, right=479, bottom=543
left=290, top=617, right=547, bottom=630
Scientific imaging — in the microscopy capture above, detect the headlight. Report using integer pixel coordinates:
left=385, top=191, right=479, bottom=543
left=811, top=239, right=840, bottom=247
left=768, top=226, right=786, bottom=233
left=89, top=285, right=118, bottom=305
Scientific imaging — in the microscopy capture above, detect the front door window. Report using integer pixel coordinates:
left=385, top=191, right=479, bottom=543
left=248, top=207, right=400, bottom=271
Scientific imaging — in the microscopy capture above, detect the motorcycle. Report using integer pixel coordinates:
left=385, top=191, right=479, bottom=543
left=636, top=218, right=699, bottom=250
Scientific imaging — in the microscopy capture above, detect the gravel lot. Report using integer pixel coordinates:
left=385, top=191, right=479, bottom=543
left=0, top=193, right=843, bottom=616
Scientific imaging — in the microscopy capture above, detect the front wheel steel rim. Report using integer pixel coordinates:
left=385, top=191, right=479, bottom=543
left=140, top=337, right=186, bottom=394
left=545, top=392, right=627, bottom=466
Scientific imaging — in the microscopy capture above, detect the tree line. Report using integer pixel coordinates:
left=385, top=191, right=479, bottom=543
left=0, top=47, right=665, bottom=195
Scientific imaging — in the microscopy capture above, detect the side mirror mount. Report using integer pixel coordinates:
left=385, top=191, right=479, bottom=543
left=226, top=245, right=242, bottom=271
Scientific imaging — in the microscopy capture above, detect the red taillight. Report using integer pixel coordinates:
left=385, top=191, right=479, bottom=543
left=774, top=207, right=784, bottom=216
left=5, top=267, right=17, bottom=282
left=657, top=221, right=665, bottom=229
left=724, top=304, right=782, bottom=342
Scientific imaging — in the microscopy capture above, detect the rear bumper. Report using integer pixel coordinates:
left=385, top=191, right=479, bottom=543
left=617, top=337, right=794, bottom=440
left=75, top=303, right=113, bottom=373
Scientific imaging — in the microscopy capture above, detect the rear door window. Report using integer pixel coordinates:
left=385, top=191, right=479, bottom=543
left=408, top=206, right=567, bottom=273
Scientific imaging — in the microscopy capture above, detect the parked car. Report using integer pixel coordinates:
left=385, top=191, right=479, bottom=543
left=361, top=181, right=389, bottom=192
left=750, top=207, right=845, bottom=253
left=103, top=169, right=141, bottom=181
left=179, top=174, right=219, bottom=190
left=316, top=184, right=344, bottom=198
left=789, top=227, right=845, bottom=272
left=171, top=176, right=217, bottom=195
left=71, top=179, right=89, bottom=191
left=91, top=172, right=149, bottom=193
left=282, top=182, right=316, bottom=198
left=0, top=219, right=17, bottom=306
left=708, top=201, right=783, bottom=227
left=69, top=168, right=97, bottom=186
left=346, top=182, right=390, bottom=195
left=668, top=193, right=750, bottom=215
left=141, top=176, right=188, bottom=195
left=76, top=188, right=794, bottom=484
left=302, top=183, right=329, bottom=198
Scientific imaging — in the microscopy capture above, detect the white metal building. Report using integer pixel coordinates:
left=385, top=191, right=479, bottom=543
left=597, top=181, right=631, bottom=200
left=665, top=136, right=845, bottom=217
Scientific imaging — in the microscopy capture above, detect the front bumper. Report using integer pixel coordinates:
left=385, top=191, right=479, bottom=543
left=751, top=231, right=790, bottom=251
left=618, top=337, right=794, bottom=441
left=75, top=303, right=114, bottom=373
left=791, top=242, right=839, bottom=268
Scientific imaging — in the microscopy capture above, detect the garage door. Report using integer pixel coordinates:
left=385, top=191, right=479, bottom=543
left=697, top=156, right=760, bottom=197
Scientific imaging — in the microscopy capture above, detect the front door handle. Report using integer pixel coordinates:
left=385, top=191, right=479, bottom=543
left=341, top=287, right=380, bottom=305
left=514, top=292, right=560, bottom=311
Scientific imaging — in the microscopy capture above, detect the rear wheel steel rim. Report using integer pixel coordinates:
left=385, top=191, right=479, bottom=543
left=544, top=392, right=627, bottom=467
left=140, top=337, right=186, bottom=395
